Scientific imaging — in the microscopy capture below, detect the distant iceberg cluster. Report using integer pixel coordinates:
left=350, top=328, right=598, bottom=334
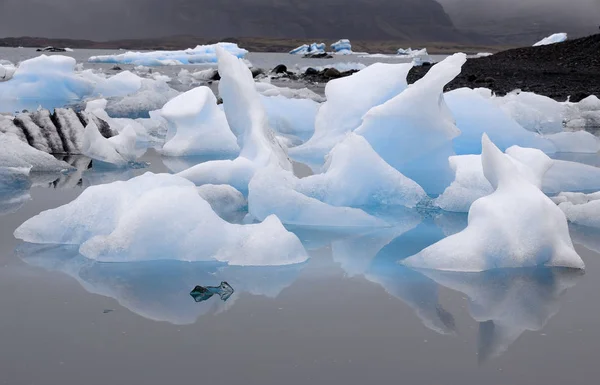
left=2, top=43, right=599, bottom=272
left=534, top=33, right=568, bottom=47
left=289, top=42, right=326, bottom=55
left=89, top=42, right=248, bottom=66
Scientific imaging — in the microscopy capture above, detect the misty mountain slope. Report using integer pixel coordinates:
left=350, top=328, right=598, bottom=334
left=438, top=0, right=600, bottom=44
left=0, top=0, right=466, bottom=42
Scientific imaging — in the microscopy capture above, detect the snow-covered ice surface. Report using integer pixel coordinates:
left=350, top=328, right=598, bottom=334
left=404, top=135, right=585, bottom=272
left=533, top=33, right=568, bottom=47
left=88, top=43, right=248, bottom=66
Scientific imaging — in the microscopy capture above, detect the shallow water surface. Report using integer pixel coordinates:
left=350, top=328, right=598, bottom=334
left=1, top=151, right=600, bottom=385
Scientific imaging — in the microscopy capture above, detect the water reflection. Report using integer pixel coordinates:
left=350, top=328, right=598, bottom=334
left=421, top=267, right=583, bottom=363
left=17, top=243, right=306, bottom=325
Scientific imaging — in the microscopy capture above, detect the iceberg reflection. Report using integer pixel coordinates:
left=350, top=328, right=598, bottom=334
left=17, top=243, right=305, bottom=325
left=421, top=267, right=583, bottom=363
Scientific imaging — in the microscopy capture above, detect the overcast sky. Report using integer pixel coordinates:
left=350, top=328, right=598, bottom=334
left=0, top=0, right=598, bottom=41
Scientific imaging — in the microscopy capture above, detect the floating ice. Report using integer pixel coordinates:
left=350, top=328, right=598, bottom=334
left=355, top=54, right=466, bottom=195
left=545, top=131, right=600, bottom=153
left=249, top=134, right=426, bottom=227
left=88, top=43, right=248, bottom=66
left=331, top=39, right=352, bottom=55
left=493, top=90, right=565, bottom=134
left=197, top=184, right=247, bottom=220
left=564, top=95, right=600, bottom=130
left=0, top=60, right=16, bottom=81
left=405, top=135, right=584, bottom=272
left=260, top=94, right=319, bottom=142
left=397, top=48, right=429, bottom=58
left=533, top=33, right=567, bottom=47
left=160, top=87, right=239, bottom=157
left=557, top=192, right=600, bottom=228
left=446, top=88, right=556, bottom=154
left=178, top=47, right=291, bottom=192
left=14, top=172, right=308, bottom=266
left=289, top=43, right=325, bottom=55
left=0, top=132, right=73, bottom=172
left=290, top=62, right=413, bottom=164
left=436, top=145, right=553, bottom=212
left=255, top=81, right=325, bottom=102
left=82, top=121, right=138, bottom=167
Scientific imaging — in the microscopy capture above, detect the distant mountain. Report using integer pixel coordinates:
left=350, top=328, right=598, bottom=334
left=437, top=0, right=600, bottom=44
left=0, top=0, right=468, bottom=43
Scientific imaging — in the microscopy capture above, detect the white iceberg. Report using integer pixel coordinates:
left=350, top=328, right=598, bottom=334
left=160, top=87, right=239, bottom=157
left=355, top=54, right=466, bottom=195
left=260, top=94, right=319, bottom=142
left=178, top=47, right=292, bottom=192
left=82, top=121, right=139, bottom=167
left=564, top=95, right=600, bottom=130
left=545, top=131, right=600, bottom=153
left=0, top=60, right=16, bottom=81
left=248, top=134, right=426, bottom=227
left=14, top=172, right=308, bottom=266
left=397, top=48, right=429, bottom=58
left=290, top=62, right=413, bottom=164
left=557, top=192, right=600, bottom=228
left=405, top=134, right=584, bottom=272
left=492, top=90, right=565, bottom=134
left=446, top=88, right=556, bottom=155
left=533, top=33, right=567, bottom=47
left=88, top=43, right=248, bottom=66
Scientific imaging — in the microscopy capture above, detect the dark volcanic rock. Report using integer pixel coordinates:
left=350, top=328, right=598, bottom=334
left=408, top=34, right=600, bottom=101
left=323, top=68, right=342, bottom=79
left=251, top=67, right=264, bottom=78
left=272, top=64, right=288, bottom=74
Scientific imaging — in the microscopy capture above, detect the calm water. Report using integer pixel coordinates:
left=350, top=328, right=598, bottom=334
left=1, top=150, right=600, bottom=385
left=1, top=47, right=600, bottom=384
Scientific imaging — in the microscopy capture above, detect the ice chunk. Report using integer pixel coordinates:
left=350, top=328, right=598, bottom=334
left=88, top=43, right=248, bottom=66
left=397, top=48, right=429, bottom=58
left=289, top=43, right=325, bottom=55
left=446, top=88, right=556, bottom=154
left=533, top=33, right=567, bottom=47
left=160, top=87, right=239, bottom=157
left=545, top=131, right=600, bottom=153
left=178, top=47, right=291, bottom=191
left=290, top=62, right=413, bottom=163
left=543, top=159, right=600, bottom=194
left=296, top=134, right=427, bottom=208
left=255, top=82, right=325, bottom=102
left=14, top=173, right=307, bottom=266
left=260, top=95, right=319, bottom=142
left=564, top=95, right=600, bottom=131
left=104, top=77, right=180, bottom=119
left=92, top=70, right=142, bottom=98
left=0, top=60, right=16, bottom=81
left=248, top=165, right=386, bottom=227
left=0, top=55, right=94, bottom=112
left=405, top=134, right=584, bottom=271
left=355, top=54, right=465, bottom=195
left=558, top=193, right=600, bottom=228
left=331, top=39, right=352, bottom=54
left=0, top=132, right=73, bottom=172
left=197, top=184, right=247, bottom=220
left=493, top=91, right=565, bottom=134
left=82, top=121, right=135, bottom=167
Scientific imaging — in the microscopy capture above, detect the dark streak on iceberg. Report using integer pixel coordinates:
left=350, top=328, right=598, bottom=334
left=0, top=109, right=116, bottom=155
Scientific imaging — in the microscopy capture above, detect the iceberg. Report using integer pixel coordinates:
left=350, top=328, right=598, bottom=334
left=255, top=82, right=325, bottom=102
left=355, top=54, right=466, bottom=195
left=260, top=94, right=319, bottom=142
left=160, top=87, right=239, bottom=157
left=197, top=184, right=247, bottom=221
left=331, top=39, right=352, bottom=54
left=493, top=90, right=565, bottom=134
left=397, top=48, right=429, bottom=59
left=0, top=132, right=73, bottom=172
left=446, top=88, right=556, bottom=155
left=545, top=131, right=600, bottom=153
left=82, top=121, right=138, bottom=167
left=557, top=192, right=600, bottom=228
left=14, top=172, right=308, bottom=266
left=405, top=135, right=585, bottom=272
left=88, top=43, right=248, bottom=66
left=0, top=60, right=16, bottom=81
left=564, top=95, right=600, bottom=130
left=248, top=134, right=426, bottom=227
left=290, top=62, right=413, bottom=164
left=289, top=43, right=326, bottom=55
left=178, top=47, right=292, bottom=192
left=533, top=33, right=567, bottom=47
